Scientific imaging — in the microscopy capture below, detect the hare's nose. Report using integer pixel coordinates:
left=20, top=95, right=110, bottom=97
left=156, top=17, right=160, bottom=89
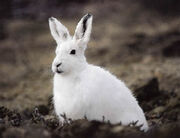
left=56, top=63, right=62, bottom=67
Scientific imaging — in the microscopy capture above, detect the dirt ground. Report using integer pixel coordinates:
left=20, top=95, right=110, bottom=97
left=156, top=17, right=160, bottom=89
left=0, top=1, right=180, bottom=138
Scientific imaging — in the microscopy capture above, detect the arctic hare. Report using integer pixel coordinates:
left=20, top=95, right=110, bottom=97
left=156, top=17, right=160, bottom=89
left=49, top=14, right=148, bottom=131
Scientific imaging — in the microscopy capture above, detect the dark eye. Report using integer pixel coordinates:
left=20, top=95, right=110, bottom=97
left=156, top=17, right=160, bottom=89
left=70, top=49, right=76, bottom=55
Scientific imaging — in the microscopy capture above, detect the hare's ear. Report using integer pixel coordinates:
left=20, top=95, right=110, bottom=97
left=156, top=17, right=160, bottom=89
left=49, top=17, right=70, bottom=44
left=73, top=14, right=93, bottom=44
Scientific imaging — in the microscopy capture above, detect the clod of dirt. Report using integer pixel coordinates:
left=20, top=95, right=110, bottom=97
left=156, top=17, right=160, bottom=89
left=134, top=77, right=171, bottom=113
left=0, top=106, right=9, bottom=119
left=44, top=116, right=59, bottom=130
left=7, top=111, right=22, bottom=126
left=36, top=105, right=49, bottom=116
left=135, top=78, right=160, bottom=102
left=163, top=40, right=180, bottom=57
left=31, top=107, right=45, bottom=123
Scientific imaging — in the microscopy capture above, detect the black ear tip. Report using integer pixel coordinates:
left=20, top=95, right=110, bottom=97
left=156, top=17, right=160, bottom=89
left=86, top=13, right=92, bottom=17
left=49, top=17, right=54, bottom=21
left=83, top=13, right=92, bottom=22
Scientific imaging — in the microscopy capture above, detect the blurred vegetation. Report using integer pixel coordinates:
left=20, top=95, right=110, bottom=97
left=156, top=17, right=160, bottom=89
left=0, top=0, right=180, bottom=20
left=140, top=0, right=180, bottom=16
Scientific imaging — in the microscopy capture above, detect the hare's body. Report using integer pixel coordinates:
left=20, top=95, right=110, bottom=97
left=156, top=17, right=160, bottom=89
left=49, top=14, right=149, bottom=131
left=54, top=64, right=148, bottom=131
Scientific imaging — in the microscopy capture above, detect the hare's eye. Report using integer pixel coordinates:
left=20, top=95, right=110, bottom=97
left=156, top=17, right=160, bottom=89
left=70, top=49, right=76, bottom=55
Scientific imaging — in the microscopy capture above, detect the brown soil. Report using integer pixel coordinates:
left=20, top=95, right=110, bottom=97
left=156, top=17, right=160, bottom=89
left=0, top=0, right=180, bottom=138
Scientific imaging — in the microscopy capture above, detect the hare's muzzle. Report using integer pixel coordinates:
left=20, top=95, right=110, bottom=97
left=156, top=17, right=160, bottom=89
left=56, top=69, right=63, bottom=74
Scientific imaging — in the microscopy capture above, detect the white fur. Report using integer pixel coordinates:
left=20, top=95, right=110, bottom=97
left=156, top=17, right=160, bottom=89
left=48, top=14, right=149, bottom=131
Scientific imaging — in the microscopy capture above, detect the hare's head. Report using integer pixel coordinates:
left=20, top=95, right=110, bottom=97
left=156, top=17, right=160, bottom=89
left=49, top=14, right=93, bottom=75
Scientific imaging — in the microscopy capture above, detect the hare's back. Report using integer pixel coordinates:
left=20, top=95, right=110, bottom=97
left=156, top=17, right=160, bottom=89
left=82, top=64, right=131, bottom=96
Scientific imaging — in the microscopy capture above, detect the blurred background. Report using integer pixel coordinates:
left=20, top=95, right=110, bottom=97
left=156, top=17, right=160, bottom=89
left=0, top=0, right=180, bottom=133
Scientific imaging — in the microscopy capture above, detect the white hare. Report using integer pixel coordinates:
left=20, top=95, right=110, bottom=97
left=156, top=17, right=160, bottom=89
left=48, top=14, right=149, bottom=131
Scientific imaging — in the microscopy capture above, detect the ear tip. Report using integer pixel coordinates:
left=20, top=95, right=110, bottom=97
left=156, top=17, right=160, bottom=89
left=83, top=13, right=93, bottom=22
left=49, top=17, right=55, bottom=22
left=86, top=13, right=93, bottom=18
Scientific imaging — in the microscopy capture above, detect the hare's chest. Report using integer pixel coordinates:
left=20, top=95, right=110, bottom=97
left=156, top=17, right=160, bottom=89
left=53, top=76, right=87, bottom=119
left=53, top=75, right=79, bottom=96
